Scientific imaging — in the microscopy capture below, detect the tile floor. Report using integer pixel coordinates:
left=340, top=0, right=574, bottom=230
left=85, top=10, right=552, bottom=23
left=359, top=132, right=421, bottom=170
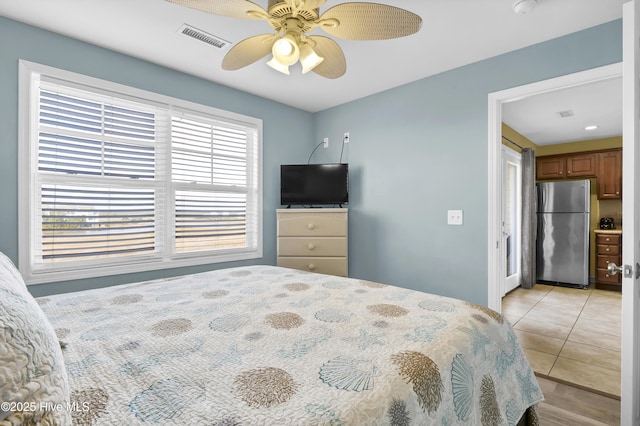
left=502, top=283, right=622, bottom=399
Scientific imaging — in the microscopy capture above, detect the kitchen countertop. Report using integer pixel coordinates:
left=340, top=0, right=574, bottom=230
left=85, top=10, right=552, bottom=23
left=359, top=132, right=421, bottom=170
left=594, top=228, right=622, bottom=234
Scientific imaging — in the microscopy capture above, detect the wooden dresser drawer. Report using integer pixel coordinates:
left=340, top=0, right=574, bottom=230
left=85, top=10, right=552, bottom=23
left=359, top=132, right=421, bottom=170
left=596, top=233, right=621, bottom=245
left=277, top=208, right=348, bottom=277
left=597, top=244, right=620, bottom=255
left=597, top=254, right=621, bottom=269
left=277, top=257, right=347, bottom=276
left=278, top=237, right=347, bottom=257
left=596, top=268, right=621, bottom=284
left=277, top=212, right=347, bottom=237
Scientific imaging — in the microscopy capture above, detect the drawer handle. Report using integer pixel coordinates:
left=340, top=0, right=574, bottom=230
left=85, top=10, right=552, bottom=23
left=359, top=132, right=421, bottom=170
left=606, top=248, right=610, bottom=252
left=308, top=263, right=315, bottom=271
left=307, top=243, right=315, bottom=251
left=606, top=238, right=611, bottom=242
left=308, top=223, right=315, bottom=230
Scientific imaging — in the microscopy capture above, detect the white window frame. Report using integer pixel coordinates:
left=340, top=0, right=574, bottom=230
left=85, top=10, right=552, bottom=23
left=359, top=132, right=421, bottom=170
left=18, top=60, right=263, bottom=285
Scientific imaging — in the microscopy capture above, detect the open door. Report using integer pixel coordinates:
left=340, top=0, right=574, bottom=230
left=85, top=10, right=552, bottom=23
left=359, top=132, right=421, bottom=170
left=621, top=1, right=640, bottom=424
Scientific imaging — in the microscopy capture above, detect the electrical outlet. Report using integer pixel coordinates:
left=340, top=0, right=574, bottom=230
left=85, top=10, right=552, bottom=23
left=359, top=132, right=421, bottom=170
left=323, top=137, right=329, bottom=148
left=343, top=132, right=350, bottom=143
left=447, top=210, right=463, bottom=225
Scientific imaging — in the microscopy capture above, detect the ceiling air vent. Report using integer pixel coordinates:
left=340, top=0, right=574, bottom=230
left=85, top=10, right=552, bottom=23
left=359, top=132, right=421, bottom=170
left=178, top=24, right=230, bottom=49
left=557, top=110, right=575, bottom=118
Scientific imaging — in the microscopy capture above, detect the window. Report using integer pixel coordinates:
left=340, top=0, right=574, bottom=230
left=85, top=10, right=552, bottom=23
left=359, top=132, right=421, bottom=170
left=19, top=61, right=262, bottom=284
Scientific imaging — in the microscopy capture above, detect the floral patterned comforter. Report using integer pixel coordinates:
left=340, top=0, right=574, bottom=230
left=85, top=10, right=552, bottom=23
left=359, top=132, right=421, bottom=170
left=37, top=265, right=543, bottom=425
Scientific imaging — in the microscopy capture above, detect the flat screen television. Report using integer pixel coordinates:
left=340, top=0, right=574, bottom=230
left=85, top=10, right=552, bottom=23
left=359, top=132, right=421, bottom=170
left=280, top=163, right=348, bottom=206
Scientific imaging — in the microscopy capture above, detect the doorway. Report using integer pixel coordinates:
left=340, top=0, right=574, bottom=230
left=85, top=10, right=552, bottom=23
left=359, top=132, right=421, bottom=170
left=487, top=62, right=624, bottom=400
left=487, top=62, right=622, bottom=309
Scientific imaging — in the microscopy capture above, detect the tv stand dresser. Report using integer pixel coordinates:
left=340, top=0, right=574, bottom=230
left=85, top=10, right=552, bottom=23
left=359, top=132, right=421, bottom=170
left=276, top=208, right=348, bottom=276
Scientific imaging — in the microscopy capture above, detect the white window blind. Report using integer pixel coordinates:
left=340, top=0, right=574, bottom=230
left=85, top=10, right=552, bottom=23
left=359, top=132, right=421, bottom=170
left=170, top=113, right=258, bottom=254
left=19, top=61, right=262, bottom=284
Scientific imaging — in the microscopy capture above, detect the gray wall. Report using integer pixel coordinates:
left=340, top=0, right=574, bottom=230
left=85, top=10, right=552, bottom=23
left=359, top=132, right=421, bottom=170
left=0, top=16, right=314, bottom=297
left=0, top=17, right=623, bottom=305
left=314, top=20, right=622, bottom=304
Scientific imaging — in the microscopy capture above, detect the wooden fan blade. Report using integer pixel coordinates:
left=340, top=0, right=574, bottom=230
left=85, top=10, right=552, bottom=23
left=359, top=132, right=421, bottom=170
left=222, top=34, right=275, bottom=70
left=307, top=36, right=346, bottom=79
left=166, top=0, right=269, bottom=20
left=319, top=2, right=422, bottom=40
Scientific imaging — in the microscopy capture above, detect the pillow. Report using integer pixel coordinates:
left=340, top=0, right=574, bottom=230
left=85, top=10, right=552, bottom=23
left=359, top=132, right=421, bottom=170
left=0, top=252, right=70, bottom=425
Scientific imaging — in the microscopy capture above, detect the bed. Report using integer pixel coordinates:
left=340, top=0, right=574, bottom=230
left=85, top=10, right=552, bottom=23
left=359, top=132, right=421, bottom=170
left=0, top=253, right=543, bottom=425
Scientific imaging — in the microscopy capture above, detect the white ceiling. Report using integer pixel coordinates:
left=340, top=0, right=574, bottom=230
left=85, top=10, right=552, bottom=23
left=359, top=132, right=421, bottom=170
left=503, top=76, right=623, bottom=146
left=0, top=0, right=626, bottom=144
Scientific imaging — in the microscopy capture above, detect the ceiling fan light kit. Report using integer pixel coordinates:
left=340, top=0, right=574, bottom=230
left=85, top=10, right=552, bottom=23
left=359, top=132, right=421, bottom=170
left=265, top=19, right=324, bottom=75
left=299, top=42, right=324, bottom=74
left=266, top=56, right=291, bottom=74
left=273, top=33, right=300, bottom=63
left=167, top=0, right=422, bottom=79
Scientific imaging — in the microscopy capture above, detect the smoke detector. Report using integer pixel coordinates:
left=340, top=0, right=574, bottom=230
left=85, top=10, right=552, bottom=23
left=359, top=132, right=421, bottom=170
left=513, top=0, right=537, bottom=15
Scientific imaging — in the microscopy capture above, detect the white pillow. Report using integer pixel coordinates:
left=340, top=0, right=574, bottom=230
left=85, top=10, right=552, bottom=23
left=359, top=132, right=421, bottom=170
left=0, top=252, right=70, bottom=425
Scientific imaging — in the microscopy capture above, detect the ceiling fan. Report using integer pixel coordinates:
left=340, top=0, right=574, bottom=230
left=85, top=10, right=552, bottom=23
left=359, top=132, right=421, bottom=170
left=167, top=0, right=422, bottom=78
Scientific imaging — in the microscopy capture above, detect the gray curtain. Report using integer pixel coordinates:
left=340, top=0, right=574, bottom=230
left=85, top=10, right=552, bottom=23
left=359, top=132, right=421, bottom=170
left=520, top=148, right=536, bottom=289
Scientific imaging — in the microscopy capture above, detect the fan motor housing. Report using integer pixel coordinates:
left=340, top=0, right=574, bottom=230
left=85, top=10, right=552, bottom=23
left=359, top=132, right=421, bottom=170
left=267, top=0, right=319, bottom=32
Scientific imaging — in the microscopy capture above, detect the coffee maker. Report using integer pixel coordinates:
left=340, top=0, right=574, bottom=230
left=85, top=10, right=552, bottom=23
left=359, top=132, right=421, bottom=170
left=599, top=217, right=615, bottom=229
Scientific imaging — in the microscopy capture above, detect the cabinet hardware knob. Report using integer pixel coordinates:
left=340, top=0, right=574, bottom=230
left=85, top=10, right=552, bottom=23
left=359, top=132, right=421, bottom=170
left=616, top=192, right=620, bottom=195
left=308, top=223, right=315, bottom=230
left=308, top=263, right=315, bottom=270
left=606, top=238, right=610, bottom=242
left=606, top=248, right=610, bottom=251
left=307, top=243, right=315, bottom=250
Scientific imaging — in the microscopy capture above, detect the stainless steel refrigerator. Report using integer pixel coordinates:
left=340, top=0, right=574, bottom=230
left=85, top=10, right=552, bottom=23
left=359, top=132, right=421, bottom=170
left=536, top=179, right=590, bottom=289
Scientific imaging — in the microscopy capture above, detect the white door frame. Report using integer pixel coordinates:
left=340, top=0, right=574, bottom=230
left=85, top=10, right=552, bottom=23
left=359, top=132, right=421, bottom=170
left=487, top=62, right=622, bottom=312
left=621, top=1, right=640, bottom=423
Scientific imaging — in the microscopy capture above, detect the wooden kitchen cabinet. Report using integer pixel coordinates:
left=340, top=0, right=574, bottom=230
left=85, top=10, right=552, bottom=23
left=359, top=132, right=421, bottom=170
left=536, top=156, right=565, bottom=179
left=536, top=148, right=622, bottom=200
left=566, top=153, right=596, bottom=177
left=536, top=153, right=596, bottom=180
left=596, top=149, right=622, bottom=199
left=595, top=232, right=622, bottom=291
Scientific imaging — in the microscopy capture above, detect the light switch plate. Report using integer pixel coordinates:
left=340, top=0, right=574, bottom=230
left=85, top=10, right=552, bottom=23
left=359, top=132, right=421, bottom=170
left=447, top=210, right=463, bottom=225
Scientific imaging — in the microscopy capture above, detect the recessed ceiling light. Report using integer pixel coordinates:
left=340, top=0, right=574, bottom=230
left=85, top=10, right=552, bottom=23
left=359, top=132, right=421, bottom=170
left=585, top=125, right=599, bottom=131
